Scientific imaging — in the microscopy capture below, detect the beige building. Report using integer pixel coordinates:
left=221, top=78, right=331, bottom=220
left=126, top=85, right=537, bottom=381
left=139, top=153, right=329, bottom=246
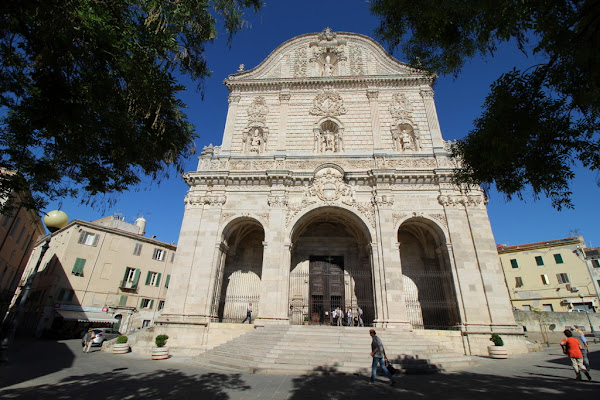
left=498, top=237, right=599, bottom=313
left=19, top=215, right=176, bottom=337
left=154, top=29, right=526, bottom=357
left=0, top=193, right=46, bottom=319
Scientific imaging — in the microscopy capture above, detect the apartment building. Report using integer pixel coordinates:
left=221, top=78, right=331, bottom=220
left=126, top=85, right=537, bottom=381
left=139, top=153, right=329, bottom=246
left=19, top=215, right=176, bottom=337
left=497, top=237, right=599, bottom=313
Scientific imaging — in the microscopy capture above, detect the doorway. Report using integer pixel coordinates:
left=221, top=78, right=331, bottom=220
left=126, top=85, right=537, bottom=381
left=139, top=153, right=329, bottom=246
left=309, top=256, right=344, bottom=324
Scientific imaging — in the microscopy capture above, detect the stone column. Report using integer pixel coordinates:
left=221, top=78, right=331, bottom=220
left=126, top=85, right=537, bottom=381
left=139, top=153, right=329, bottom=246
left=440, top=197, right=492, bottom=332
left=420, top=88, right=445, bottom=149
left=370, top=242, right=387, bottom=326
left=278, top=89, right=291, bottom=152
left=366, top=89, right=382, bottom=150
left=464, top=198, right=519, bottom=330
left=220, top=93, right=241, bottom=154
left=375, top=204, right=411, bottom=328
left=207, top=242, right=229, bottom=319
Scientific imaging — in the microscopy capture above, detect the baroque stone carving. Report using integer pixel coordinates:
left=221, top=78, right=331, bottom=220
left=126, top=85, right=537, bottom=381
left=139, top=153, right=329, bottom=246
left=372, top=195, right=394, bottom=206
left=349, top=45, right=365, bottom=75
left=220, top=212, right=236, bottom=225
left=294, top=48, right=308, bottom=77
left=256, top=212, right=270, bottom=226
left=342, top=199, right=375, bottom=228
left=242, top=127, right=268, bottom=154
left=286, top=199, right=317, bottom=226
left=308, top=167, right=351, bottom=202
left=430, top=213, right=448, bottom=230
left=389, top=93, right=413, bottom=122
left=185, top=194, right=227, bottom=207
left=248, top=96, right=268, bottom=124
left=438, top=194, right=485, bottom=207
left=310, top=90, right=346, bottom=117
left=268, top=195, right=288, bottom=207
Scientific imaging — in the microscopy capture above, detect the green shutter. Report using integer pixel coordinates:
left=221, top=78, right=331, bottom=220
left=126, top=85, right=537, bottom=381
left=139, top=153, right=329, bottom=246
left=140, top=298, right=145, bottom=307
left=165, top=274, right=170, bottom=288
left=119, top=295, right=128, bottom=306
left=554, top=254, right=564, bottom=264
left=132, top=269, right=141, bottom=288
left=150, top=300, right=154, bottom=309
left=155, top=273, right=162, bottom=287
left=145, top=271, right=152, bottom=285
left=72, top=258, right=86, bottom=275
left=535, top=256, right=544, bottom=266
left=510, top=259, right=518, bottom=269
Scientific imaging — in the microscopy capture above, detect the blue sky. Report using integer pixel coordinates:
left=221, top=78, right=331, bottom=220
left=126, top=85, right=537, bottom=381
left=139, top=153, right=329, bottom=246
left=46, top=1, right=599, bottom=248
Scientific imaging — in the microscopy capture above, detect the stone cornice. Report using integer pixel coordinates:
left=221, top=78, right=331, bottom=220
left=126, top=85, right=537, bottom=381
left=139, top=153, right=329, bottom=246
left=224, top=75, right=434, bottom=92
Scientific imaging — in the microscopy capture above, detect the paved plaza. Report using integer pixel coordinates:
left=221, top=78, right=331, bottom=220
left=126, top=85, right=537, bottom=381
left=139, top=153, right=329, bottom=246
left=0, top=338, right=598, bottom=399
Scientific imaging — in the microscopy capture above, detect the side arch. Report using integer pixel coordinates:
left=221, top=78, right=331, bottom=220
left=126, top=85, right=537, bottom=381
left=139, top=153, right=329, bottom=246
left=211, top=217, right=266, bottom=322
left=398, top=217, right=460, bottom=329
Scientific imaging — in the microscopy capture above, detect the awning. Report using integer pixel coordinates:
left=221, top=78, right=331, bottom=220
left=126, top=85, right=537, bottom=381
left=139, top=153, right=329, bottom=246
left=56, top=310, right=118, bottom=323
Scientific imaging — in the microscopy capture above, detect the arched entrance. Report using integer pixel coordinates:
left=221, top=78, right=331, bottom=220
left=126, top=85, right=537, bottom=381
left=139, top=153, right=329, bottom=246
left=398, top=218, right=460, bottom=329
left=211, top=218, right=265, bottom=322
left=289, top=207, right=374, bottom=325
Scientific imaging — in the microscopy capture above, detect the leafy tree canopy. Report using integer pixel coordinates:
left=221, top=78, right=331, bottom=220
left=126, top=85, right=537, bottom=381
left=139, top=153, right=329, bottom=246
left=371, top=0, right=600, bottom=209
left=0, top=0, right=261, bottom=214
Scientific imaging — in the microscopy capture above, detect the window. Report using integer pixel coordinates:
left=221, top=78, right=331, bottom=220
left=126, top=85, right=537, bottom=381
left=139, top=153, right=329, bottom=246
left=119, top=295, right=128, bottom=306
left=158, top=300, right=165, bottom=310
left=515, top=277, right=524, bottom=288
left=541, top=274, right=550, bottom=285
left=592, top=259, right=600, bottom=268
left=510, top=259, right=519, bottom=269
left=165, top=274, right=170, bottom=288
left=557, top=273, right=570, bottom=284
left=553, top=253, right=564, bottom=264
left=522, top=305, right=531, bottom=311
left=133, top=243, right=142, bottom=256
left=71, top=258, right=86, bottom=276
left=140, top=298, right=154, bottom=309
left=145, top=271, right=161, bottom=287
left=152, top=248, right=165, bottom=261
left=535, top=256, right=544, bottom=266
left=78, top=231, right=99, bottom=246
left=170, top=252, right=175, bottom=263
left=542, top=304, right=554, bottom=312
left=9, top=217, right=21, bottom=237
left=142, top=320, right=151, bottom=328
left=16, top=225, right=25, bottom=244
left=121, top=267, right=140, bottom=289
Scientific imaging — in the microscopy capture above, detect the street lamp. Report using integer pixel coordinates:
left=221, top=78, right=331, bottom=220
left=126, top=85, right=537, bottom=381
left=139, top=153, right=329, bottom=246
left=578, top=293, right=595, bottom=333
left=0, top=210, right=68, bottom=362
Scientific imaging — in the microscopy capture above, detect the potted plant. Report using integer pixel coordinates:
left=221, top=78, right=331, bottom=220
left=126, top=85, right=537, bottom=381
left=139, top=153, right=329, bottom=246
left=488, top=333, right=508, bottom=359
left=113, top=335, right=129, bottom=354
left=303, top=316, right=309, bottom=325
left=151, top=334, right=169, bottom=360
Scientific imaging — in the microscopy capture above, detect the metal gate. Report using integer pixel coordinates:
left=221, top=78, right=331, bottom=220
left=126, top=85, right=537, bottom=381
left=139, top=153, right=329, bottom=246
left=289, top=256, right=374, bottom=326
left=402, top=265, right=460, bottom=330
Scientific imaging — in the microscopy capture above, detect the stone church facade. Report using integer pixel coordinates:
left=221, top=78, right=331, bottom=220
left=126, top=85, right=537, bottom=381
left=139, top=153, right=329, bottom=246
left=156, top=29, right=526, bottom=356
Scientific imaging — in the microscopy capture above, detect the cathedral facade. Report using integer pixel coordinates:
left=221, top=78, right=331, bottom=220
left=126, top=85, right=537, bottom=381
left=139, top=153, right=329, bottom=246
left=157, top=29, right=526, bottom=356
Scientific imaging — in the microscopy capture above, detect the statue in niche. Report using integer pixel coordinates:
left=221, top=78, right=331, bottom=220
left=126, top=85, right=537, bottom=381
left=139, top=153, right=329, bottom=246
left=323, top=55, right=334, bottom=76
left=243, top=127, right=267, bottom=154
left=250, top=128, right=262, bottom=152
left=317, top=128, right=341, bottom=153
left=401, top=128, right=414, bottom=151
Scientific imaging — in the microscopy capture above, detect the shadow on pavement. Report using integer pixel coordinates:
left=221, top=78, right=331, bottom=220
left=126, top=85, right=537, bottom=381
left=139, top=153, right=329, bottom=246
left=0, top=339, right=74, bottom=388
left=288, top=352, right=600, bottom=400
left=0, top=369, right=250, bottom=399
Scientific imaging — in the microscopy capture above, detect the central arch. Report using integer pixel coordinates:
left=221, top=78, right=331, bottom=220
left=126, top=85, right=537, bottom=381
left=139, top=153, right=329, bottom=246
left=288, top=207, right=374, bottom=325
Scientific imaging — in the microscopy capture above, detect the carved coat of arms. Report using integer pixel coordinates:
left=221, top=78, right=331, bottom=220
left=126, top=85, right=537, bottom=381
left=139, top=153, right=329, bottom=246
left=310, top=90, right=346, bottom=117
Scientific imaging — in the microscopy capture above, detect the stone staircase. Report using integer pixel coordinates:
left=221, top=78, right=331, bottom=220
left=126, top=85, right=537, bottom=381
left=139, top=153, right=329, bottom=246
left=195, top=325, right=478, bottom=374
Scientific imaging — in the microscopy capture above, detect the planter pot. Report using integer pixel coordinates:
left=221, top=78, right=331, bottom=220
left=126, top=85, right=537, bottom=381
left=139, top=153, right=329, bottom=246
left=113, top=343, right=130, bottom=354
left=488, top=345, right=508, bottom=359
left=303, top=321, right=309, bottom=325
left=152, top=346, right=169, bottom=360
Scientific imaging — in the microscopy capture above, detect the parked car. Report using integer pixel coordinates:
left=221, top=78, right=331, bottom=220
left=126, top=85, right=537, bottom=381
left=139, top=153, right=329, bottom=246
left=81, top=328, right=121, bottom=347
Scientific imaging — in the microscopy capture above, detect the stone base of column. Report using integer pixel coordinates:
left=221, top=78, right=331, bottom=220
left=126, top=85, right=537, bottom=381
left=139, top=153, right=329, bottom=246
left=154, top=313, right=210, bottom=326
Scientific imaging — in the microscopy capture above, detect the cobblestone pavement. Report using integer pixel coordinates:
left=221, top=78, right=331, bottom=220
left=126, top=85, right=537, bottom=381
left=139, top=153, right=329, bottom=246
left=0, top=338, right=598, bottom=399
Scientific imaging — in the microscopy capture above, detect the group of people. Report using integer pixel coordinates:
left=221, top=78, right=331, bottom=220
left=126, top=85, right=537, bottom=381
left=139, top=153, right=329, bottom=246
left=332, top=306, right=364, bottom=327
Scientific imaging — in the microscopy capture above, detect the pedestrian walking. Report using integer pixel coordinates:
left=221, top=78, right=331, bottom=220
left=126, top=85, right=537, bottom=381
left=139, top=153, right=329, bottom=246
left=242, top=303, right=253, bottom=324
left=346, top=307, right=353, bottom=326
left=561, top=329, right=591, bottom=381
left=336, top=307, right=342, bottom=326
left=82, top=328, right=95, bottom=353
left=366, top=329, right=395, bottom=385
left=357, top=306, right=364, bottom=326
left=572, top=328, right=590, bottom=369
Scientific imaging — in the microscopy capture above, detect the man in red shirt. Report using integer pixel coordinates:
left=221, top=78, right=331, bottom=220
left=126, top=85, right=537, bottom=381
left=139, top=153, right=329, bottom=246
left=561, top=329, right=591, bottom=381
